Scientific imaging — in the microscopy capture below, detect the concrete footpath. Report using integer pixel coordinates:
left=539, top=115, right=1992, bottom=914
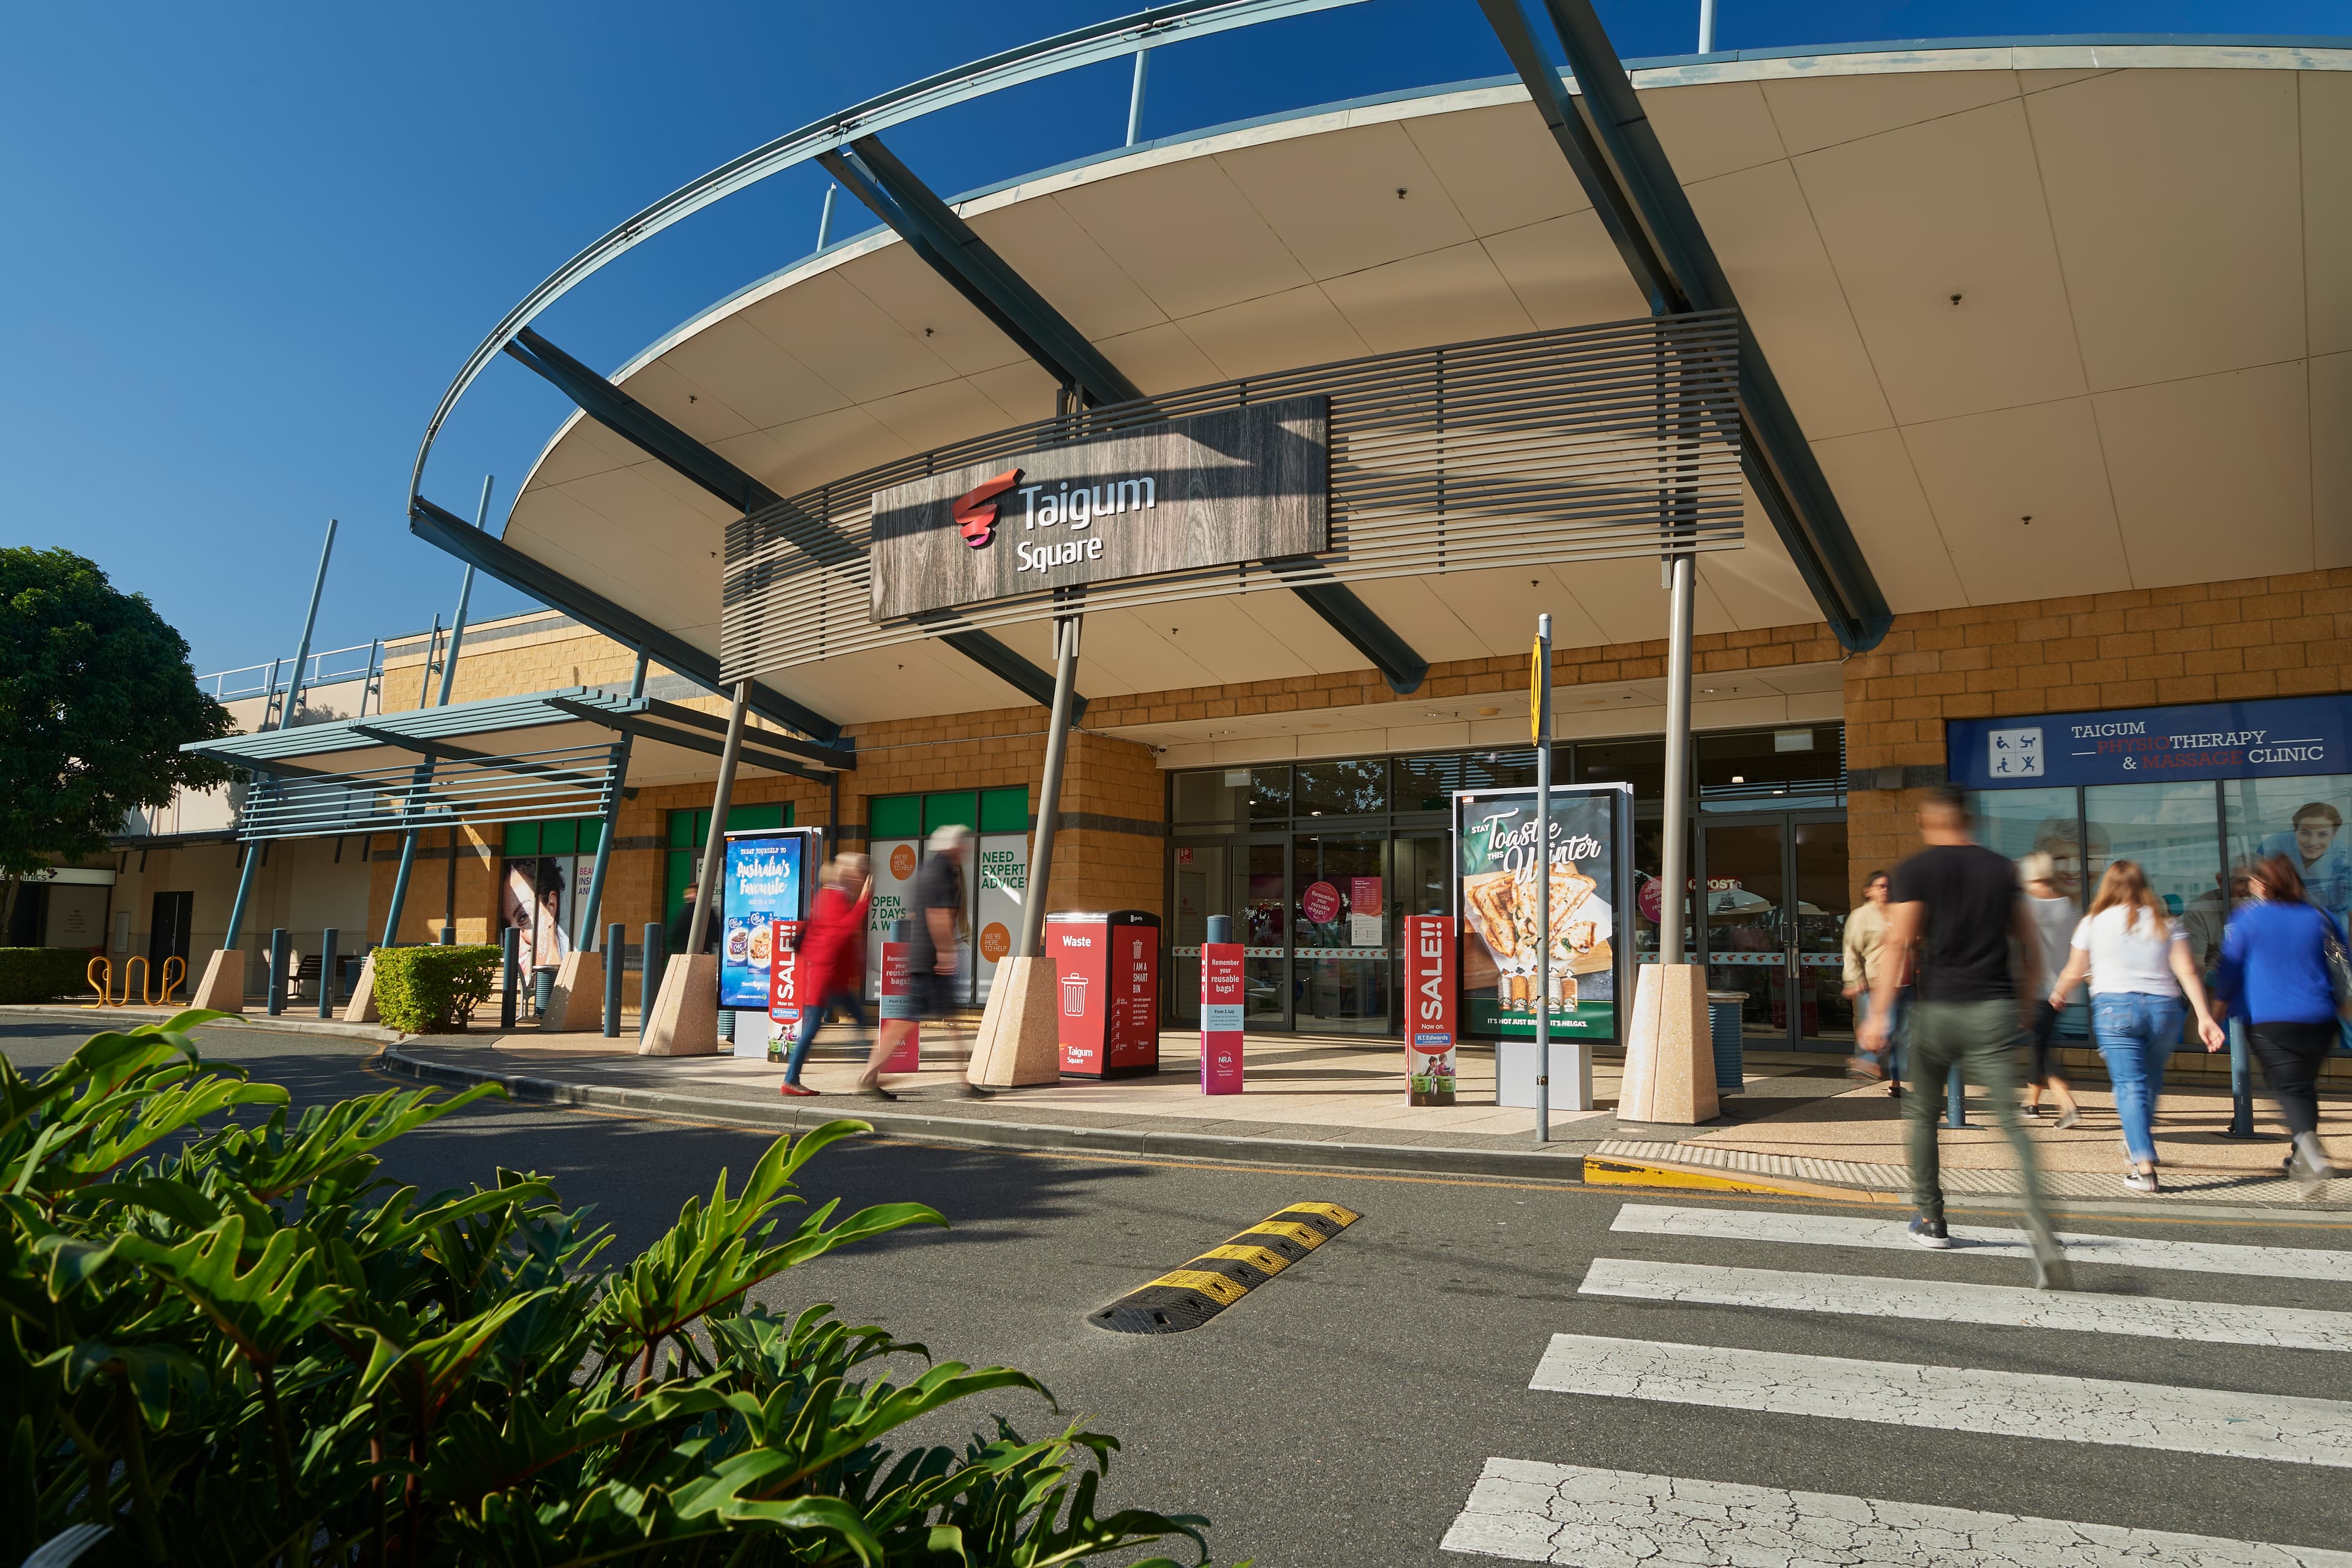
left=19, top=1003, right=2346, bottom=1210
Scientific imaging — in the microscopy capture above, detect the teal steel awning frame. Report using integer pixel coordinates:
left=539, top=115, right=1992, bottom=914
left=184, top=687, right=850, bottom=842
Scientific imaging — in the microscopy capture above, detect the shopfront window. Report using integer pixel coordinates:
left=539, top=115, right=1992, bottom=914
left=1296, top=758, right=1387, bottom=817
left=1395, top=748, right=1538, bottom=809
left=1968, top=787, right=2085, bottom=903
left=2083, top=782, right=2225, bottom=974
left=1575, top=737, right=1666, bottom=800
left=1697, top=728, right=1842, bottom=810
left=1292, top=832, right=1388, bottom=1033
left=2228, top=775, right=2352, bottom=927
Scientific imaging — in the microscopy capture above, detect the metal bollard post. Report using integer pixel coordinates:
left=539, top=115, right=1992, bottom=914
left=439, top=924, right=456, bottom=946
left=2222, top=1016, right=2257, bottom=1137
left=318, top=928, right=338, bottom=1018
left=1945, top=1069, right=1967, bottom=1129
left=640, top=922, right=665, bottom=1043
left=605, top=923, right=625, bottom=1038
left=267, top=929, right=289, bottom=1016
left=499, top=927, right=519, bottom=1031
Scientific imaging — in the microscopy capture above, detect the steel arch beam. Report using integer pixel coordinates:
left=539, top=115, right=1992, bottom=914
left=409, top=494, right=848, bottom=747
left=820, top=137, right=1147, bottom=410
left=1477, top=0, right=1892, bottom=652
left=409, top=0, right=1371, bottom=503
left=503, top=328, right=1071, bottom=708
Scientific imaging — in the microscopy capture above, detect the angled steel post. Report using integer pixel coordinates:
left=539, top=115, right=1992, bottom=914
left=1016, top=614, right=1083, bottom=959
left=225, top=521, right=336, bottom=951
left=685, top=683, right=752, bottom=959
left=1126, top=48, right=1152, bottom=144
left=388, top=480, right=493, bottom=948
left=576, top=650, right=648, bottom=949
left=435, top=476, right=494, bottom=707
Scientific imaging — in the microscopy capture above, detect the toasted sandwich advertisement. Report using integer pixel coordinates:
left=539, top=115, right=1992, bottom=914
left=1454, top=787, right=1621, bottom=1040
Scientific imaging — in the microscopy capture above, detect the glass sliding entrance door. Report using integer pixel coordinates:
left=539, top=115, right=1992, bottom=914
left=1698, top=813, right=1852, bottom=1049
left=1292, top=833, right=1389, bottom=1035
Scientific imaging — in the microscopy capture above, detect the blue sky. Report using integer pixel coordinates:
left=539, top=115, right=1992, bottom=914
left=4, top=0, right=2340, bottom=680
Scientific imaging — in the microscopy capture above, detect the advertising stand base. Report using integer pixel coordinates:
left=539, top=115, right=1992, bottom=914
left=341, top=952, right=379, bottom=1023
left=968, top=956, right=1063, bottom=1087
left=1620, top=963, right=1718, bottom=1125
left=639, top=953, right=720, bottom=1057
left=191, top=949, right=244, bottom=1014
left=543, top=950, right=603, bottom=1033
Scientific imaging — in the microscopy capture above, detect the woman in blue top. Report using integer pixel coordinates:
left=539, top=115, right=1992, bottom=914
left=2215, top=851, right=2346, bottom=1191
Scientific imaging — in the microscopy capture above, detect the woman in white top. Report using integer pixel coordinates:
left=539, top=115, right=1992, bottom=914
left=2048, top=859, right=2225, bottom=1194
left=2015, top=853, right=2082, bottom=1126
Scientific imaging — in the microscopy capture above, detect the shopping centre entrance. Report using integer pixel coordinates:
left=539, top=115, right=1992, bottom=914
left=1166, top=725, right=1850, bottom=1046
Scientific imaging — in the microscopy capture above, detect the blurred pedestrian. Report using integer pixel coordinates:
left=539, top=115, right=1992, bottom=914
left=2214, top=851, right=2348, bottom=1194
left=779, top=853, right=872, bottom=1097
left=859, top=825, right=990, bottom=1100
left=2017, top=851, right=2083, bottom=1126
left=2047, top=859, right=2226, bottom=1195
left=1861, top=785, right=2070, bottom=1285
left=1842, top=869, right=1902, bottom=1096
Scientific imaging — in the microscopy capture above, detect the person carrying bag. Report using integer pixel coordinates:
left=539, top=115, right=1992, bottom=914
left=2214, top=851, right=2348, bottom=1194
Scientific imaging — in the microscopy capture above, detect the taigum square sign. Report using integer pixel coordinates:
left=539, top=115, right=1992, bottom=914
left=865, top=396, right=1328, bottom=622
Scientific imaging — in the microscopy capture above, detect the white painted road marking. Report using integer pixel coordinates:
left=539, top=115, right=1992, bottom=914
left=1579, top=1256, right=2352, bottom=1352
left=1531, top=1334, right=2352, bottom=1468
left=1610, top=1202, right=2352, bottom=1281
left=1441, top=1457, right=2352, bottom=1567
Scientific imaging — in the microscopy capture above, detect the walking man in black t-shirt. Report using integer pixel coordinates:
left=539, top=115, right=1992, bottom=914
left=859, top=824, right=990, bottom=1099
left=1861, top=785, right=2072, bottom=1287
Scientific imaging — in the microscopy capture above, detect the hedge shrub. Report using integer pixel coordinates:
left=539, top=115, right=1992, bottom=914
left=0, top=946, right=96, bottom=1004
left=370, top=943, right=502, bottom=1033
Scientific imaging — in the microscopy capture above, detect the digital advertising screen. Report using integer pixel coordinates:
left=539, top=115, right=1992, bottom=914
left=719, top=830, right=809, bottom=1009
left=1453, top=784, right=1630, bottom=1042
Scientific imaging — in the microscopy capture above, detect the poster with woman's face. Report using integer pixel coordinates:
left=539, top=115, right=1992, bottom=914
left=2238, top=777, right=2352, bottom=918
left=502, top=863, right=538, bottom=971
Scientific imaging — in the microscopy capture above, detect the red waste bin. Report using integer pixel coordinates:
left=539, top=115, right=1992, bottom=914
left=1048, top=910, right=1161, bottom=1079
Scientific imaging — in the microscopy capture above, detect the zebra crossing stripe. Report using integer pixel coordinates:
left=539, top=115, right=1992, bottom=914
left=1441, top=1458, right=2352, bottom=1566
left=1530, top=1334, right=2352, bottom=1468
left=1579, top=1257, right=2352, bottom=1352
left=1610, top=1202, right=2352, bottom=1282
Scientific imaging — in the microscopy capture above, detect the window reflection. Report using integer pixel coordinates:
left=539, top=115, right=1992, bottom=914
left=1968, top=787, right=2087, bottom=905
left=2228, top=775, right=2352, bottom=925
left=1295, top=758, right=1387, bottom=816
left=2083, top=782, right=2223, bottom=973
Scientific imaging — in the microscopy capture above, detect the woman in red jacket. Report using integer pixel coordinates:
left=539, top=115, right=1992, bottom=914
left=780, top=853, right=872, bottom=1096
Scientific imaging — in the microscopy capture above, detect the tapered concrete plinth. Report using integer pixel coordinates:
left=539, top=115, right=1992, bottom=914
left=544, top=950, right=604, bottom=1033
left=639, top=954, right=719, bottom=1056
left=190, top=949, right=244, bottom=1014
left=341, top=952, right=379, bottom=1024
left=966, top=956, right=1062, bottom=1088
left=1619, top=963, right=1718, bottom=1125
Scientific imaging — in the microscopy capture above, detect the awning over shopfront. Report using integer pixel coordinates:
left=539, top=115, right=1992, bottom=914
left=183, top=687, right=851, bottom=841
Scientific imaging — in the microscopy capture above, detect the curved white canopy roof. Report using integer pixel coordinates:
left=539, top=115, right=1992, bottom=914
left=503, top=40, right=2352, bottom=726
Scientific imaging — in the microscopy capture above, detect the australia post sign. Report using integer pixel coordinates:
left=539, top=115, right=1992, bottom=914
left=866, top=396, right=1329, bottom=621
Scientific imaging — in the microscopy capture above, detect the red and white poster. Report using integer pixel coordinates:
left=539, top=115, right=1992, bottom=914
left=1301, top=880, right=1341, bottom=924
left=767, top=920, right=805, bottom=1027
left=874, top=939, right=922, bottom=1072
left=1200, top=941, right=1244, bottom=1095
left=1403, top=914, right=1458, bottom=1106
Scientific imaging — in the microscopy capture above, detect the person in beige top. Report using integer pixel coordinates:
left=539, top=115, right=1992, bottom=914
left=1843, top=870, right=1901, bottom=1095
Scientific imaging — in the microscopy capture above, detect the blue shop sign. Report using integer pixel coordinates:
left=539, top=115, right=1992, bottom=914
left=1948, top=696, right=2351, bottom=790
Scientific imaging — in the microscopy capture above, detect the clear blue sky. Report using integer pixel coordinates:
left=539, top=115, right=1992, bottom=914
left=4, top=0, right=2339, bottom=680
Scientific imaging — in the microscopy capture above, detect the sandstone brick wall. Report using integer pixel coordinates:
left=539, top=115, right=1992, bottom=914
left=1843, top=567, right=2352, bottom=900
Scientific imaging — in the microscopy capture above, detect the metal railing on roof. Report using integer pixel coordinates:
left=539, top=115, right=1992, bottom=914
left=198, top=639, right=385, bottom=721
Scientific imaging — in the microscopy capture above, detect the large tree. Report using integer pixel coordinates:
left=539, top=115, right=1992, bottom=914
left=1, top=548, right=235, bottom=929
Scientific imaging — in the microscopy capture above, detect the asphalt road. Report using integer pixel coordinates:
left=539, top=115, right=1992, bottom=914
left=12, top=1016, right=2352, bottom=1566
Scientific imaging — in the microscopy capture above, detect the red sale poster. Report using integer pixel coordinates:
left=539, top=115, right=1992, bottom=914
left=1402, top=914, right=1458, bottom=1106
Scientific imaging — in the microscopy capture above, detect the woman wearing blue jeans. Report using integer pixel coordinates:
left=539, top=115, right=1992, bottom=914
left=2048, top=859, right=2225, bottom=1194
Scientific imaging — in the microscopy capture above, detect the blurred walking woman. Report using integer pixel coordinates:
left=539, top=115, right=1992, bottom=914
left=2215, top=852, right=2347, bottom=1191
left=2047, top=860, right=2226, bottom=1194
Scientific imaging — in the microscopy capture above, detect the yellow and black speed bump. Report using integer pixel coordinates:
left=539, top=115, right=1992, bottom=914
left=1088, top=1202, right=1360, bottom=1334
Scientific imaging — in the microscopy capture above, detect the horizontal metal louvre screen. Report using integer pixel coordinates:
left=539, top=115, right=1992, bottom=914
left=233, top=744, right=622, bottom=840
left=723, top=312, right=1740, bottom=681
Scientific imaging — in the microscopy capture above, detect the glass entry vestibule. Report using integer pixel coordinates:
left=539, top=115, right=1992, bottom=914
left=1166, top=726, right=1848, bottom=1042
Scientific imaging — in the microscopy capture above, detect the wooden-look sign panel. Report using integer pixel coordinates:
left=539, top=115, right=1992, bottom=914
left=867, top=396, right=1328, bottom=622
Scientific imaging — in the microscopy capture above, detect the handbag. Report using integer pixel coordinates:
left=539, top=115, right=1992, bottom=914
left=2324, top=925, right=2352, bottom=1017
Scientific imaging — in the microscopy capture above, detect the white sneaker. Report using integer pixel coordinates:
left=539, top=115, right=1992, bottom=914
left=2123, top=1167, right=2159, bottom=1194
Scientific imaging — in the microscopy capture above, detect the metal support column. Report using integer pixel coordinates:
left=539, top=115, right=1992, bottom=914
left=1126, top=48, right=1151, bottom=144
left=1658, top=556, right=1695, bottom=965
left=266, top=929, right=289, bottom=1016
left=1016, top=614, right=1082, bottom=959
left=685, top=682, right=752, bottom=958
left=605, top=922, right=625, bottom=1036
left=500, top=927, right=519, bottom=1030
left=1534, top=612, right=1552, bottom=1145
left=639, top=922, right=663, bottom=1043
left=385, top=479, right=494, bottom=949
left=577, top=650, right=648, bottom=949
left=816, top=184, right=835, bottom=249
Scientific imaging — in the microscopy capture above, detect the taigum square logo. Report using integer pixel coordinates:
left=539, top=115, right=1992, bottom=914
left=952, top=469, right=1022, bottom=548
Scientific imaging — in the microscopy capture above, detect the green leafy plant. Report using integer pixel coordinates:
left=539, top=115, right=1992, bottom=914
left=0, top=946, right=94, bottom=1004
left=3, top=1011, right=1222, bottom=1566
left=369, top=945, right=503, bottom=1033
